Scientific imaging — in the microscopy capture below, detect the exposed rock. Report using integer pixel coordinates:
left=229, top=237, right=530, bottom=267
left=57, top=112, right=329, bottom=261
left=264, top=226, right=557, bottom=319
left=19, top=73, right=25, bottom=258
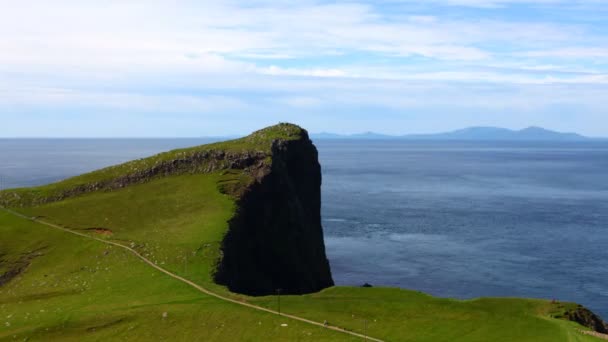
left=55, top=150, right=268, bottom=203
left=214, top=128, right=334, bottom=295
left=1, top=150, right=268, bottom=206
left=564, top=305, right=608, bottom=334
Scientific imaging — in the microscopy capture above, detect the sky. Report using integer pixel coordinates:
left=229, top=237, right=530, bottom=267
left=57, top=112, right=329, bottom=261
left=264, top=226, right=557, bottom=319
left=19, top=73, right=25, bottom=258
left=1, top=0, right=607, bottom=137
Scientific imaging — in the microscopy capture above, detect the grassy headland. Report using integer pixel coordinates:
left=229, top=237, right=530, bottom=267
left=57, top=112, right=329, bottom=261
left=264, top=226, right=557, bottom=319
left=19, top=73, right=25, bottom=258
left=0, top=123, right=604, bottom=341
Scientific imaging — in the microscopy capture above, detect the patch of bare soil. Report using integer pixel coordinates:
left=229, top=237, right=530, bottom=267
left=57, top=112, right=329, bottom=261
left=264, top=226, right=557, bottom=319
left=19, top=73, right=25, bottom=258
left=580, top=330, right=608, bottom=340
left=82, top=227, right=113, bottom=236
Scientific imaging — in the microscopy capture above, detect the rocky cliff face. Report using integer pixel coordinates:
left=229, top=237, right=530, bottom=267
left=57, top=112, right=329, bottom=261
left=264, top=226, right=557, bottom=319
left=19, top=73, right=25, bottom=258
left=563, top=305, right=608, bottom=334
left=214, top=128, right=335, bottom=295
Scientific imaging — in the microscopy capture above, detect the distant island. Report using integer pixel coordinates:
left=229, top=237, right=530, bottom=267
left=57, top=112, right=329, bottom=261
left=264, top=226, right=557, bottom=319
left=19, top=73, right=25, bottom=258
left=312, top=126, right=596, bottom=141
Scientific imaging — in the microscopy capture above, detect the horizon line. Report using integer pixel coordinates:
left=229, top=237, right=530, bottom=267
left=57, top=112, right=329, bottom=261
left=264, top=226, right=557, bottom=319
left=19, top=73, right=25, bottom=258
left=0, top=125, right=605, bottom=139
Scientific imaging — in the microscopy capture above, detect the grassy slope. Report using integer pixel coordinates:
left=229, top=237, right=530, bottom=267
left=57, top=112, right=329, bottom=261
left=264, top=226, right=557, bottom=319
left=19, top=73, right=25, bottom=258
left=16, top=173, right=235, bottom=289
left=0, top=123, right=602, bottom=341
left=0, top=211, right=351, bottom=341
left=251, top=288, right=596, bottom=342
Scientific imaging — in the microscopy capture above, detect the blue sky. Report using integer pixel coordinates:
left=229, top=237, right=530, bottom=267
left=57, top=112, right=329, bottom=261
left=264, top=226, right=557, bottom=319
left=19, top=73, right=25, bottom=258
left=1, top=0, right=607, bottom=137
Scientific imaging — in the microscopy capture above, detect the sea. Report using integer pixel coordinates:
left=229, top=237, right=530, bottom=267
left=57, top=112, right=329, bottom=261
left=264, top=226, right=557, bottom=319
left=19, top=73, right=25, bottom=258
left=1, top=138, right=607, bottom=319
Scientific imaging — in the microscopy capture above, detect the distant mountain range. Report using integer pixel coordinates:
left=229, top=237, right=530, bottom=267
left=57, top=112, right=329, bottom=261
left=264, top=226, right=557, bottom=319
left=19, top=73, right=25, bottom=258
left=311, top=126, right=597, bottom=141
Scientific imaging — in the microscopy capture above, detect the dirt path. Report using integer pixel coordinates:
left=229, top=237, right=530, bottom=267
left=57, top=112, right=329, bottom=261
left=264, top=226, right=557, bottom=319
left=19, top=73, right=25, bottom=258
left=580, top=330, right=608, bottom=340
left=1, top=207, right=383, bottom=342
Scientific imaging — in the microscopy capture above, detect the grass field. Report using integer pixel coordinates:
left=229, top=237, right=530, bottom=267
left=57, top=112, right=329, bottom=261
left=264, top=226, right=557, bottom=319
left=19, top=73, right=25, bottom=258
left=15, top=173, right=236, bottom=289
left=0, top=124, right=603, bottom=341
left=0, top=211, right=352, bottom=341
left=251, top=287, right=597, bottom=342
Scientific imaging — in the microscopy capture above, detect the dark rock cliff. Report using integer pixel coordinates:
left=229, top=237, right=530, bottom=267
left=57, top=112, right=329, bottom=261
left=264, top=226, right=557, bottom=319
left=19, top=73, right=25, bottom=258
left=563, top=305, right=608, bottom=334
left=214, top=128, right=335, bottom=295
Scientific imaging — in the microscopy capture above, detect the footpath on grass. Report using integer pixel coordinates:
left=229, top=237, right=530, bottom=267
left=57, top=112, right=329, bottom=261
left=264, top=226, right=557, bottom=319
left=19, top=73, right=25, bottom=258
left=581, top=330, right=608, bottom=340
left=1, top=207, right=383, bottom=342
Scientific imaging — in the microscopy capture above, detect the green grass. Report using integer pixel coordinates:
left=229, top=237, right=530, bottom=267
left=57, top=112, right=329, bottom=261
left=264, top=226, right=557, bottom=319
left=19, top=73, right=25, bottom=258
left=16, top=173, right=236, bottom=288
left=0, top=211, right=352, bottom=341
left=250, top=287, right=599, bottom=342
left=0, top=123, right=604, bottom=341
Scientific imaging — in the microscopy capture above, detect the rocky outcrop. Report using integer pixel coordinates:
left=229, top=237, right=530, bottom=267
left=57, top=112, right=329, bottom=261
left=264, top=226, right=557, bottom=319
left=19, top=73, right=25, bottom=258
left=213, top=128, right=334, bottom=295
left=0, top=150, right=268, bottom=207
left=564, top=305, right=608, bottom=334
left=57, top=150, right=268, bottom=196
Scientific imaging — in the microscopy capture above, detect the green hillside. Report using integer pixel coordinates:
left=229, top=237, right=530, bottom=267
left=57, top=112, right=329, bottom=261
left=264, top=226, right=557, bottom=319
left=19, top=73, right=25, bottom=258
left=0, top=124, right=604, bottom=341
left=0, top=210, right=349, bottom=341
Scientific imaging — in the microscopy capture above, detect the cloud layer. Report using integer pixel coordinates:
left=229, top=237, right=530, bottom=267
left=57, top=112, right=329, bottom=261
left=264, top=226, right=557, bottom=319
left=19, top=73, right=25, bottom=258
left=1, top=1, right=607, bottom=136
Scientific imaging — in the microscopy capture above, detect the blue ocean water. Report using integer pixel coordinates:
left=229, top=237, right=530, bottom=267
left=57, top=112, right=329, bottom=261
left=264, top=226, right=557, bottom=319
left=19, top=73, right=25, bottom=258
left=318, top=140, right=608, bottom=319
left=1, top=139, right=607, bottom=318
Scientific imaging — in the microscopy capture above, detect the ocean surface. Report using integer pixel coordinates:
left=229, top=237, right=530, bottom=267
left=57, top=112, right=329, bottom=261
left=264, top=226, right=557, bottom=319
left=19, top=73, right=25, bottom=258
left=1, top=138, right=607, bottom=318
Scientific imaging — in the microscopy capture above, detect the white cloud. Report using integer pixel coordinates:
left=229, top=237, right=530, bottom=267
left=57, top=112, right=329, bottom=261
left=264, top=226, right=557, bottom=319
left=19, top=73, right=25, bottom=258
left=0, top=1, right=595, bottom=74
left=392, top=0, right=604, bottom=8
left=0, top=85, right=247, bottom=113
left=259, top=66, right=349, bottom=78
left=277, top=96, right=324, bottom=108
left=521, top=48, right=608, bottom=59
left=1, top=1, right=607, bottom=136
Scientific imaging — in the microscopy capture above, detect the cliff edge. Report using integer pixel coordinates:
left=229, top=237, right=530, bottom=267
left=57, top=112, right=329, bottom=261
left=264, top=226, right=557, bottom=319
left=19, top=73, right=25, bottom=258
left=214, top=126, right=334, bottom=295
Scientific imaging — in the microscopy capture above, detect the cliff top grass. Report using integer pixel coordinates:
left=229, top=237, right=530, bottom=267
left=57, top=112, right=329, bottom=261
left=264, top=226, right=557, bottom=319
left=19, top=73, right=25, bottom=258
left=0, top=123, right=305, bottom=207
